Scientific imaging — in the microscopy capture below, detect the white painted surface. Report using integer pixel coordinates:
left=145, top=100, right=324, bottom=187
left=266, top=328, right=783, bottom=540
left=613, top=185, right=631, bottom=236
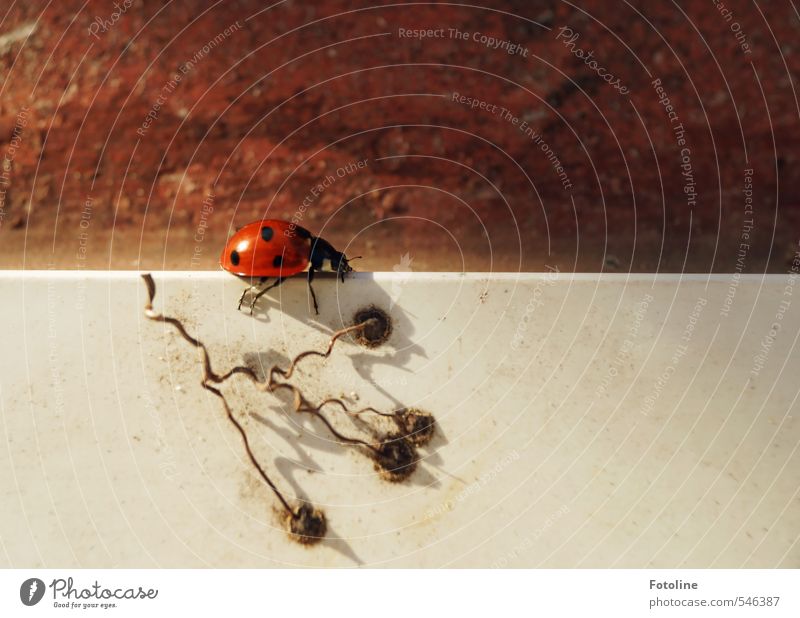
left=0, top=270, right=797, bottom=568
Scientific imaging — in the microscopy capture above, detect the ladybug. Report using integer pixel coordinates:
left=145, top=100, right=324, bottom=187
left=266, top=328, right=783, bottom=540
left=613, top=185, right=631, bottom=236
left=219, top=219, right=355, bottom=314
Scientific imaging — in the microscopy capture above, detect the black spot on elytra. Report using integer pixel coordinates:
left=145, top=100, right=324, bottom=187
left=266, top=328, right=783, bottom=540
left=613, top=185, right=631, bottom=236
left=230, top=250, right=240, bottom=266
left=273, top=254, right=283, bottom=268
left=261, top=226, right=274, bottom=241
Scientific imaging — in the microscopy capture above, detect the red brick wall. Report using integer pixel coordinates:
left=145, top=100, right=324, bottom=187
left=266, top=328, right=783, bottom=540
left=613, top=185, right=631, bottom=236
left=0, top=1, right=798, bottom=270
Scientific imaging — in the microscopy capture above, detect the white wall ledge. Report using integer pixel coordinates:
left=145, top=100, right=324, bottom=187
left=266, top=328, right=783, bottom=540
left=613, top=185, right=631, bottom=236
left=0, top=270, right=797, bottom=567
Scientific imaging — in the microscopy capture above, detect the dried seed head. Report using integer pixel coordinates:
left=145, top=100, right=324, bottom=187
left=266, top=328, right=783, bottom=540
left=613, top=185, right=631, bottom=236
left=373, top=433, right=417, bottom=482
left=353, top=306, right=392, bottom=348
left=287, top=503, right=327, bottom=545
left=394, top=408, right=436, bottom=446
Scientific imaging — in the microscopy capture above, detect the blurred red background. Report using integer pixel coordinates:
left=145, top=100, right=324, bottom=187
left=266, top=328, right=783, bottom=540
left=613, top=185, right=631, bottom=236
left=0, top=0, right=798, bottom=272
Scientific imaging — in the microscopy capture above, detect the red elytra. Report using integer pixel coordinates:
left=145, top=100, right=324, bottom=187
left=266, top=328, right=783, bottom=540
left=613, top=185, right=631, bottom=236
left=219, top=219, right=354, bottom=314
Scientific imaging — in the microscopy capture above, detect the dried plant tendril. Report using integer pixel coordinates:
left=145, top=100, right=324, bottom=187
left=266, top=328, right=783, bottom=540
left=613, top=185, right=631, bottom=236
left=141, top=274, right=435, bottom=542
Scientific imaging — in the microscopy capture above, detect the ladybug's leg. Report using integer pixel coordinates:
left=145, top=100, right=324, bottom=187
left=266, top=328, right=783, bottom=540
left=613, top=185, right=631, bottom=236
left=238, top=277, right=268, bottom=311
left=249, top=277, right=286, bottom=313
left=237, top=286, right=252, bottom=311
left=307, top=268, right=320, bottom=315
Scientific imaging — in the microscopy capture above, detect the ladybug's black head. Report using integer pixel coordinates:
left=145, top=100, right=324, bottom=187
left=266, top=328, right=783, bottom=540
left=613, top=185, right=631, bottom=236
left=333, top=252, right=354, bottom=282
left=310, top=236, right=354, bottom=282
